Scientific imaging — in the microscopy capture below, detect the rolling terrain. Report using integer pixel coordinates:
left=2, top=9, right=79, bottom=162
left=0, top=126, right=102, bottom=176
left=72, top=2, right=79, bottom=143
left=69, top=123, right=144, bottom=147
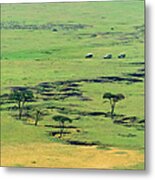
left=1, top=0, right=145, bottom=169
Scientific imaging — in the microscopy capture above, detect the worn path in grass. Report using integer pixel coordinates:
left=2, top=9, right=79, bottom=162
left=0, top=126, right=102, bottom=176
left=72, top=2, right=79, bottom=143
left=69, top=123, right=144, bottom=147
left=1, top=143, right=144, bottom=169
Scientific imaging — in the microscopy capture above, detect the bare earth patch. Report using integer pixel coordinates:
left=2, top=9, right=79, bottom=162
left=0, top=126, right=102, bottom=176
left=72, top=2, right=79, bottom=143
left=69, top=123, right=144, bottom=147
left=1, top=143, right=144, bottom=169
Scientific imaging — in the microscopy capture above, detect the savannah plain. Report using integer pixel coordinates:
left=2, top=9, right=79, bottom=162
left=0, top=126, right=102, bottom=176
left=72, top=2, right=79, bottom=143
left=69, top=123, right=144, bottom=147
left=1, top=0, right=145, bottom=169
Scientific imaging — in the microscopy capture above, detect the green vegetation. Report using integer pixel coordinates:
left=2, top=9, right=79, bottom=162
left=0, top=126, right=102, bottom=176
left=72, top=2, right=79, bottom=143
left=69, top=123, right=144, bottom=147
left=103, top=92, right=125, bottom=120
left=1, top=1, right=144, bottom=169
left=32, top=107, right=45, bottom=126
left=9, top=88, right=34, bottom=119
left=52, top=115, right=72, bottom=138
left=114, top=162, right=145, bottom=170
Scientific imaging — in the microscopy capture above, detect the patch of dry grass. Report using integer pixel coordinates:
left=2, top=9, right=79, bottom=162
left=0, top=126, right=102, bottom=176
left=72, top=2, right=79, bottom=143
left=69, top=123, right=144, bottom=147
left=1, top=143, right=144, bottom=169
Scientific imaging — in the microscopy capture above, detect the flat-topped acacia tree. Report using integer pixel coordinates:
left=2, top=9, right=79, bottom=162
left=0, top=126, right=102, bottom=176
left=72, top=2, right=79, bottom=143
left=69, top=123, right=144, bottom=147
left=52, top=115, right=72, bottom=138
left=10, top=88, right=34, bottom=119
left=103, top=92, right=125, bottom=120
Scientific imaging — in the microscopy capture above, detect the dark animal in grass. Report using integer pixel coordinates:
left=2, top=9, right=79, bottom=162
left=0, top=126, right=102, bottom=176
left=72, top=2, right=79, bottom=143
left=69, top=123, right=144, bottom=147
left=85, top=53, right=93, bottom=58
left=103, top=54, right=112, bottom=59
left=76, top=129, right=81, bottom=133
left=118, top=53, right=126, bottom=59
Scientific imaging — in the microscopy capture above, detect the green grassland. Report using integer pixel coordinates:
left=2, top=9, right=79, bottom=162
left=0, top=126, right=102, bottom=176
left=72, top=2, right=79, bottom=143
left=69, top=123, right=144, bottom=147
left=1, top=1, right=145, bottom=169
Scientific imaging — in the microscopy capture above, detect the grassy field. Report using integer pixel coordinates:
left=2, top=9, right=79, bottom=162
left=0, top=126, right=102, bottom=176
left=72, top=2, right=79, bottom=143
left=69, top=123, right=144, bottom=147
left=1, top=0, right=145, bottom=169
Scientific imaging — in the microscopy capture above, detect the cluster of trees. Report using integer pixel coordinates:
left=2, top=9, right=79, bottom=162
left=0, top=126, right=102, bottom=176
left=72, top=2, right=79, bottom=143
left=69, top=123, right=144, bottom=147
left=9, top=88, right=125, bottom=138
left=10, top=88, right=34, bottom=119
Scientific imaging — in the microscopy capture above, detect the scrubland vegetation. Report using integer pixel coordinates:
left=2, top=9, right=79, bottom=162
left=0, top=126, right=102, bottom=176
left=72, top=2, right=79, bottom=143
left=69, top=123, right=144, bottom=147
left=1, top=0, right=144, bottom=169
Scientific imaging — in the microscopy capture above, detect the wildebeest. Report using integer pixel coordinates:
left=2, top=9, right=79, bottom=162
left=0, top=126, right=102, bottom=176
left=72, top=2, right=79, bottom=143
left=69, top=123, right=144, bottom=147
left=103, top=54, right=112, bottom=59
left=118, top=53, right=126, bottom=59
left=85, top=53, right=93, bottom=58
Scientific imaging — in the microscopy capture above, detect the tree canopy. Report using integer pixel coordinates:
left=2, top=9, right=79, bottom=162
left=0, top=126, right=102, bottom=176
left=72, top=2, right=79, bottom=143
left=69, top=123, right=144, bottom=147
left=52, top=115, right=72, bottom=138
left=10, top=88, right=34, bottom=119
left=103, top=92, right=125, bottom=120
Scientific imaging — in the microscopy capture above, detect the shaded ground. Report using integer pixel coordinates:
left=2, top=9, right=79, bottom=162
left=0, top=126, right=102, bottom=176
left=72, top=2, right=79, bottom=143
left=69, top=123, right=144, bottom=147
left=0, top=22, right=92, bottom=31
left=0, top=73, right=144, bottom=106
left=1, top=143, right=144, bottom=169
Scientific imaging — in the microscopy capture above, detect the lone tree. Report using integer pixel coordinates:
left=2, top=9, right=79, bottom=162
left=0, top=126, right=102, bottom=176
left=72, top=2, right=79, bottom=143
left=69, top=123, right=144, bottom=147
left=32, top=108, right=46, bottom=126
left=10, top=88, right=34, bottom=119
left=52, top=115, right=72, bottom=138
left=103, top=92, right=125, bottom=120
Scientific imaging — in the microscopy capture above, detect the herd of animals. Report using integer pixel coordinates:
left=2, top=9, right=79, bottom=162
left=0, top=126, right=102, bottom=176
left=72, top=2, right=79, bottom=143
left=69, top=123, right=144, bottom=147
left=85, top=53, right=126, bottom=59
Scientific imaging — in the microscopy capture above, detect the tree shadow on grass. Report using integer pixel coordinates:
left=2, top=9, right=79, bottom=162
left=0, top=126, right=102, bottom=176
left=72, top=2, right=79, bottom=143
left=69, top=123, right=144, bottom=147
left=66, top=140, right=101, bottom=146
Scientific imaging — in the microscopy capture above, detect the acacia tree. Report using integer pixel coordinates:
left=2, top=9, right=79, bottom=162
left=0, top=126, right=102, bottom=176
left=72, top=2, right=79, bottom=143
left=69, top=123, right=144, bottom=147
left=33, top=108, right=46, bottom=126
left=35, top=109, right=42, bottom=126
left=52, top=115, right=72, bottom=138
left=10, top=88, right=34, bottom=119
left=103, top=92, right=125, bottom=120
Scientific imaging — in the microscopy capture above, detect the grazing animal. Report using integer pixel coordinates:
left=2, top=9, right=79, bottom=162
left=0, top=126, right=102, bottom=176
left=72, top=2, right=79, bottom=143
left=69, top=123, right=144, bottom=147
left=103, top=54, right=112, bottom=59
left=85, top=53, right=93, bottom=58
left=118, top=53, right=126, bottom=59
